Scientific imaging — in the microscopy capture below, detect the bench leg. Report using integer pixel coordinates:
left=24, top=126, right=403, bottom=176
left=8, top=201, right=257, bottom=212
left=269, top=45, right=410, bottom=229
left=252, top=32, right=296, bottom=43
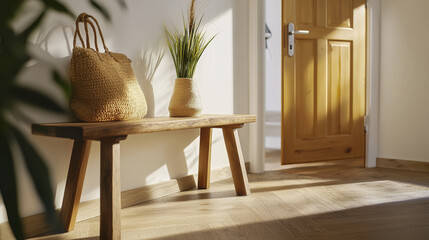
left=100, top=137, right=125, bottom=240
left=222, top=128, right=251, bottom=196
left=198, top=128, right=212, bottom=189
left=61, top=140, right=92, bottom=232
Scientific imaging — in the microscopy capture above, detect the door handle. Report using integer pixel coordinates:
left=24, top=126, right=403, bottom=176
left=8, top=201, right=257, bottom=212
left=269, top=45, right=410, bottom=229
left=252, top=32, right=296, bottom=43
left=290, top=30, right=310, bottom=35
left=287, top=23, right=310, bottom=57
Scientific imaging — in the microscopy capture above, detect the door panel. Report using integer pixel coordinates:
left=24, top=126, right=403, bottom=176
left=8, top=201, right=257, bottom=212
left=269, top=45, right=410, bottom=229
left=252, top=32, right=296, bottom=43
left=327, top=41, right=352, bottom=136
left=295, top=39, right=317, bottom=138
left=327, top=0, right=353, bottom=28
left=296, top=0, right=316, bottom=27
left=282, top=0, right=366, bottom=164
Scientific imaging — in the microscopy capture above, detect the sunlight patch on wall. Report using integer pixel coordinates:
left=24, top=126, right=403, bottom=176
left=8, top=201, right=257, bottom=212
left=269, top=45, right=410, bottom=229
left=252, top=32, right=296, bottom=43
left=145, top=164, right=170, bottom=186
left=198, top=8, right=234, bottom=114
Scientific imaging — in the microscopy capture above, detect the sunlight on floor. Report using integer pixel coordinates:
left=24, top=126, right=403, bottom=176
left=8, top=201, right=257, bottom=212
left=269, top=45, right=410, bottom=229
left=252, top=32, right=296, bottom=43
left=25, top=150, right=429, bottom=240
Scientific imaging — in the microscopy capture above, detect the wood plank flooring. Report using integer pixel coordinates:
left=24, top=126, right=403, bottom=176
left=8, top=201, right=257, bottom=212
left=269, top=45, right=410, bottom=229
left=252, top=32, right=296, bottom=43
left=28, top=151, right=429, bottom=240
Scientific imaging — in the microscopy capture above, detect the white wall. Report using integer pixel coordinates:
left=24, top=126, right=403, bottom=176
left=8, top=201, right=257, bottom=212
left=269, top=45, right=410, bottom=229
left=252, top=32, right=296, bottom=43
left=379, top=0, right=429, bottom=162
left=0, top=0, right=250, bottom=224
left=264, top=0, right=281, bottom=150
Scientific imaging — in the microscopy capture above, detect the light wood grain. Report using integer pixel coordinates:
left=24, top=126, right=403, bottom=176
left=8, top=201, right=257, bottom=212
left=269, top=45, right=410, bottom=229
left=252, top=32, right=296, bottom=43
left=100, top=137, right=124, bottom=240
left=213, top=124, right=244, bottom=129
left=61, top=140, right=92, bottom=232
left=328, top=41, right=352, bottom=135
left=121, top=175, right=196, bottom=209
left=222, top=128, right=250, bottom=196
left=27, top=115, right=254, bottom=239
left=75, top=175, right=198, bottom=225
left=282, top=0, right=366, bottom=164
left=377, top=158, right=429, bottom=173
left=296, top=39, right=316, bottom=138
left=296, top=0, right=316, bottom=27
left=198, top=128, right=212, bottom=189
left=32, top=114, right=256, bottom=140
left=27, top=152, right=429, bottom=240
left=20, top=210, right=61, bottom=238
left=0, top=166, right=242, bottom=239
left=327, top=0, right=353, bottom=28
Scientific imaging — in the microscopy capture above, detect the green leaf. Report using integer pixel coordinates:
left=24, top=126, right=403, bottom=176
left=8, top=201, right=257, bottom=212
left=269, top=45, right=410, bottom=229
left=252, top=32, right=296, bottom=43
left=0, top=27, right=31, bottom=81
left=52, top=70, right=72, bottom=100
left=0, top=77, right=15, bottom=105
left=11, top=126, right=62, bottom=233
left=41, top=0, right=74, bottom=19
left=18, top=10, right=46, bottom=42
left=11, top=108, right=36, bottom=125
left=117, top=0, right=127, bottom=9
left=0, top=0, right=25, bottom=28
left=0, top=132, right=24, bottom=240
left=89, top=0, right=111, bottom=22
left=164, top=10, right=215, bottom=78
left=10, top=85, right=67, bottom=114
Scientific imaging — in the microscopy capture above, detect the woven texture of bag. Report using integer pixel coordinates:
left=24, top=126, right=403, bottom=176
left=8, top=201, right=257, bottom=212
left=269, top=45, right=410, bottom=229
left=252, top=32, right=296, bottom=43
left=70, top=13, right=147, bottom=122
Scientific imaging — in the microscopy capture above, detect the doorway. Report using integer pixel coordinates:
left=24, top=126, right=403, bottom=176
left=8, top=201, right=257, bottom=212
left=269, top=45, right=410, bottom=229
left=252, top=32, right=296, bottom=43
left=264, top=0, right=367, bottom=166
left=264, top=0, right=282, bottom=168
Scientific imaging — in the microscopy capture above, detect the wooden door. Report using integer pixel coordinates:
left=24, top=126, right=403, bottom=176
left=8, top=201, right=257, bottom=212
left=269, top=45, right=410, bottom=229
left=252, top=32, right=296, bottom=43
left=282, top=0, right=366, bottom=164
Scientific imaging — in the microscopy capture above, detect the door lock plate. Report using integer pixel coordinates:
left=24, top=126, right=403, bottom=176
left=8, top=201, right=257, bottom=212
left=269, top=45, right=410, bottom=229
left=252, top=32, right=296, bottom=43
left=287, top=23, right=310, bottom=57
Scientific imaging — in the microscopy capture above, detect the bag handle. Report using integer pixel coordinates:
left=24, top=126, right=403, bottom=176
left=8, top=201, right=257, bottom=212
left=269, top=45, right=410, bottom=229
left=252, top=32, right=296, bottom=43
left=73, top=13, right=110, bottom=53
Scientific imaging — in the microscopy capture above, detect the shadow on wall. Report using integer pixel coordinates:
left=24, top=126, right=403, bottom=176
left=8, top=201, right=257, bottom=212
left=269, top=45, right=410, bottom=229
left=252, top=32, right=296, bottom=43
left=24, top=21, right=198, bottom=194
left=0, top=0, right=251, bottom=224
left=133, top=48, right=164, bottom=118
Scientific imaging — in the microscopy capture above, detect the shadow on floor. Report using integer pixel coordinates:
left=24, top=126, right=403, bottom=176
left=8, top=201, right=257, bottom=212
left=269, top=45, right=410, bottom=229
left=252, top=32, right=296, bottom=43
left=134, top=197, right=429, bottom=240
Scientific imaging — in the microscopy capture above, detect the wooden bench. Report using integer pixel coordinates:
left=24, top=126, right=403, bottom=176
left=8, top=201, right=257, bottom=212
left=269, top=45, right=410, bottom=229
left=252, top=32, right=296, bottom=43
left=32, top=114, right=256, bottom=239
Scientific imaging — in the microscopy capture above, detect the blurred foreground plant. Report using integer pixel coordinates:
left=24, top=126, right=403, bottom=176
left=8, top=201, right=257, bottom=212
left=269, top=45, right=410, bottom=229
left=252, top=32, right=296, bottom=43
left=0, top=0, right=122, bottom=239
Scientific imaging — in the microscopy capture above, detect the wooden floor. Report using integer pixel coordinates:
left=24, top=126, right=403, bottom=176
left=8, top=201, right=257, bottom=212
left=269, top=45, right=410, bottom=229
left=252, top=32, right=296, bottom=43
left=33, top=151, right=429, bottom=240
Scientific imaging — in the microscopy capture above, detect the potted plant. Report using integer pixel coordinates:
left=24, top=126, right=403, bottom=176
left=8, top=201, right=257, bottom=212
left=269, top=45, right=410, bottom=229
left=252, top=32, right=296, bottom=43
left=164, top=0, right=215, bottom=117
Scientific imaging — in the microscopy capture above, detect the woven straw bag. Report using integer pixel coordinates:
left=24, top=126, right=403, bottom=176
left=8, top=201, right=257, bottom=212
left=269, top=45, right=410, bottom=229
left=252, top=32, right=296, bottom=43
left=70, top=13, right=147, bottom=122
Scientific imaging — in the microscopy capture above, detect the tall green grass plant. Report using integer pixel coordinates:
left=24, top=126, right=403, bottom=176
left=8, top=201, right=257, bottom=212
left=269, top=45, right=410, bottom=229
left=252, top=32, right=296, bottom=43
left=165, top=0, right=215, bottom=78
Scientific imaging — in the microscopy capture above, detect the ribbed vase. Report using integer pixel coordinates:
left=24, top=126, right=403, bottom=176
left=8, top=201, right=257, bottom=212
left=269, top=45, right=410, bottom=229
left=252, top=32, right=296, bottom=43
left=168, top=78, right=202, bottom=117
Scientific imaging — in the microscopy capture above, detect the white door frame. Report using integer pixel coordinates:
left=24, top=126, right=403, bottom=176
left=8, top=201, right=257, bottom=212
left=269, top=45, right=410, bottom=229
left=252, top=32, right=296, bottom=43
left=247, top=0, right=381, bottom=170
left=366, top=0, right=381, bottom=167
left=248, top=0, right=266, bottom=173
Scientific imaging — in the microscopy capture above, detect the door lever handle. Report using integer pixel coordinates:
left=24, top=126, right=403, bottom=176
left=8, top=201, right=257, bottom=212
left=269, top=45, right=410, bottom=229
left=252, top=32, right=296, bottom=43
left=287, top=23, right=310, bottom=56
left=289, top=30, right=310, bottom=35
